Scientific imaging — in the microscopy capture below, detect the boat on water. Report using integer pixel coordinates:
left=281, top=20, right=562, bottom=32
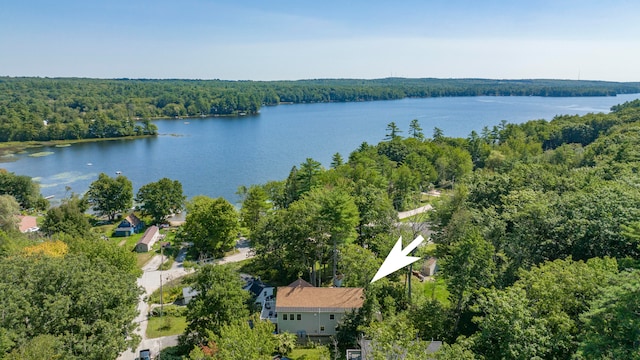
left=87, top=162, right=93, bottom=166
left=44, top=195, right=55, bottom=200
left=115, top=171, right=122, bottom=175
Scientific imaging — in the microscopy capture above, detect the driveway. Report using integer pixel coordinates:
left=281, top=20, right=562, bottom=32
left=118, top=241, right=254, bottom=359
left=398, top=204, right=433, bottom=220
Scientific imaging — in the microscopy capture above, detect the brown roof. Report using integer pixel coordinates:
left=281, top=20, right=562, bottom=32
left=17, top=215, right=37, bottom=233
left=276, top=286, right=364, bottom=312
left=124, top=213, right=141, bottom=226
left=287, top=278, right=314, bottom=288
left=137, top=225, right=159, bottom=245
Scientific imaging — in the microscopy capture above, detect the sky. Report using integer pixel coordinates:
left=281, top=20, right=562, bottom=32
left=1, top=0, right=639, bottom=81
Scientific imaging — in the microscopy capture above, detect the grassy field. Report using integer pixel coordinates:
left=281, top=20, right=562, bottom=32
left=148, top=275, right=192, bottom=305
left=402, top=274, right=450, bottom=305
left=146, top=315, right=187, bottom=338
left=288, top=347, right=330, bottom=360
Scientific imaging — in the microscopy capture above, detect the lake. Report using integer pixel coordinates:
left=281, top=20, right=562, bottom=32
left=2, top=94, right=639, bottom=204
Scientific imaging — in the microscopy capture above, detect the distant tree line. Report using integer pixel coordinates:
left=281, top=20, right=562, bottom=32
left=2, top=76, right=640, bottom=142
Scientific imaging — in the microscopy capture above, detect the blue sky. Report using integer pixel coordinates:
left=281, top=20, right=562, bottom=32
left=1, top=0, right=639, bottom=81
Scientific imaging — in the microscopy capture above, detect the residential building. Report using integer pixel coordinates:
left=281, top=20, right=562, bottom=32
left=421, top=257, right=438, bottom=277
left=276, top=280, right=364, bottom=337
left=17, top=215, right=38, bottom=233
left=113, top=213, right=144, bottom=237
left=134, top=225, right=160, bottom=252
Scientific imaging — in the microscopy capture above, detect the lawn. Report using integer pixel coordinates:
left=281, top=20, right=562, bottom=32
left=288, top=347, right=330, bottom=360
left=402, top=274, right=450, bottom=305
left=148, top=275, right=193, bottom=305
left=146, top=315, right=187, bottom=338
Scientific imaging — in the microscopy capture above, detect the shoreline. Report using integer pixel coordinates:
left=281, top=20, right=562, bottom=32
left=0, top=135, right=156, bottom=160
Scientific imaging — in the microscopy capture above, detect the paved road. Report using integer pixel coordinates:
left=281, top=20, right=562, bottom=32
left=398, top=204, right=433, bottom=220
left=117, top=240, right=254, bottom=360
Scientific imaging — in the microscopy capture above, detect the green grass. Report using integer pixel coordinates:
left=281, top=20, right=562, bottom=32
left=148, top=275, right=193, bottom=305
left=404, top=275, right=450, bottom=306
left=288, top=347, right=330, bottom=360
left=136, top=252, right=155, bottom=267
left=146, top=315, right=187, bottom=338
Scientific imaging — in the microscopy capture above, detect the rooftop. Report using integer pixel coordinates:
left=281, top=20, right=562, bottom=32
left=17, top=215, right=38, bottom=233
left=276, top=286, right=364, bottom=311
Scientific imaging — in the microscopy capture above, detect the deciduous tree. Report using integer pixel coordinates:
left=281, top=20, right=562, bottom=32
left=183, top=196, right=239, bottom=258
left=136, top=177, right=185, bottom=225
left=183, top=265, right=250, bottom=346
left=86, top=173, right=133, bottom=220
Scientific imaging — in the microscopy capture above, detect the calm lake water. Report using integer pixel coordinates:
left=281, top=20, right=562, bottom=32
left=3, top=94, right=640, bottom=204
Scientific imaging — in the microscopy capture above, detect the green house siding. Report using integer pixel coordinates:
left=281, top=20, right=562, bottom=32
left=278, top=311, right=345, bottom=336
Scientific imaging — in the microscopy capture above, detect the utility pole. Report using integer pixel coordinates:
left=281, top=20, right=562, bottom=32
left=160, top=244, right=164, bottom=318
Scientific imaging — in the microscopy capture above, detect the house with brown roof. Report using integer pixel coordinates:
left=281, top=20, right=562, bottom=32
left=114, top=213, right=144, bottom=237
left=134, top=225, right=159, bottom=252
left=275, top=279, right=364, bottom=337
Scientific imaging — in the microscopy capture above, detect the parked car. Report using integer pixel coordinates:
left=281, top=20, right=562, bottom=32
left=139, top=349, right=151, bottom=360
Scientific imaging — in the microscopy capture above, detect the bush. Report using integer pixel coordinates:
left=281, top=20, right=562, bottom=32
left=150, top=305, right=186, bottom=318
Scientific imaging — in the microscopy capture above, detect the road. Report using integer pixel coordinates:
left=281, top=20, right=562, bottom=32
left=398, top=204, right=433, bottom=220
left=117, top=239, right=253, bottom=360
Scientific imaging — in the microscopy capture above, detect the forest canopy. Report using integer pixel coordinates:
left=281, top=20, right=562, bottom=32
left=2, top=76, right=640, bottom=142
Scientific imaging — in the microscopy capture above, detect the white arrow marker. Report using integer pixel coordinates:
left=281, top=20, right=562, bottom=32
left=371, top=235, right=424, bottom=283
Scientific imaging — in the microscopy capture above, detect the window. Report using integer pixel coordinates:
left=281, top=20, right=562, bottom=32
left=290, top=313, right=294, bottom=320
left=283, top=314, right=288, bottom=321
left=320, top=326, right=325, bottom=332
left=297, top=314, right=301, bottom=320
left=329, top=314, right=335, bottom=320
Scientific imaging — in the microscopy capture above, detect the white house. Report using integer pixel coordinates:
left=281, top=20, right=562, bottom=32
left=134, top=225, right=159, bottom=252
left=182, top=286, right=199, bottom=305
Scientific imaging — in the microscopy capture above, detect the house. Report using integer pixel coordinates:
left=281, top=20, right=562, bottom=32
left=244, top=278, right=275, bottom=305
left=17, top=215, right=39, bottom=233
left=421, top=257, right=438, bottom=277
left=134, top=225, right=160, bottom=252
left=275, top=279, right=364, bottom=337
left=182, top=286, right=199, bottom=305
left=113, top=213, right=144, bottom=237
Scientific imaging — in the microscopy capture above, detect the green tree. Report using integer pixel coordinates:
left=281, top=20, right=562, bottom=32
left=338, top=243, right=381, bottom=287
left=239, top=185, right=270, bottom=233
left=439, top=226, right=495, bottom=334
left=183, top=196, right=239, bottom=258
left=385, top=121, right=402, bottom=140
left=213, top=314, right=277, bottom=360
left=331, top=152, right=344, bottom=168
left=409, top=119, right=424, bottom=140
left=469, top=287, right=551, bottom=360
left=353, top=183, right=397, bottom=241
left=0, top=195, right=20, bottom=232
left=364, top=314, right=432, bottom=360
left=433, top=127, right=444, bottom=141
left=183, top=265, right=250, bottom=346
left=296, top=158, right=323, bottom=196
left=275, top=332, right=296, bottom=356
left=41, top=195, right=91, bottom=236
left=4, top=334, right=65, bottom=360
left=0, top=254, right=140, bottom=359
left=0, top=171, right=46, bottom=210
left=577, top=269, right=640, bottom=360
left=86, top=173, right=133, bottom=220
left=302, top=186, right=359, bottom=285
left=136, top=177, right=185, bottom=225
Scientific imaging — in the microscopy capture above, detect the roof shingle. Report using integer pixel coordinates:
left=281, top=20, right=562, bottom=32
left=276, top=286, right=364, bottom=311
